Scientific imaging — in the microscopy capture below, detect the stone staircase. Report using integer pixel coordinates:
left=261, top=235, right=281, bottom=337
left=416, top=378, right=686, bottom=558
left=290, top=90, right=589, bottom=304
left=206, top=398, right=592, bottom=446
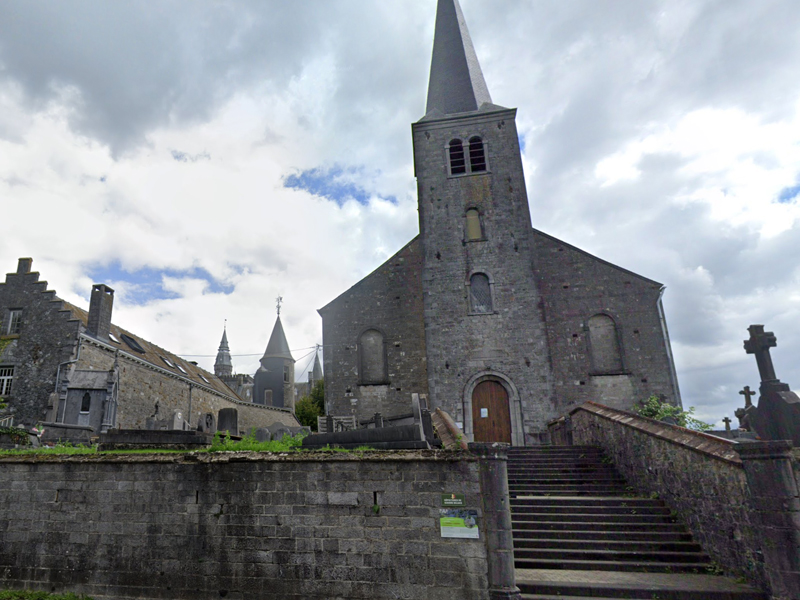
left=507, top=445, right=767, bottom=600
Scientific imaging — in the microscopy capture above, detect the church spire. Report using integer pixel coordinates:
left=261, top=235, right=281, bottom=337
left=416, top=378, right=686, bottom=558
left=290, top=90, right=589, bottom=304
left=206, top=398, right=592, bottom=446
left=425, top=0, right=493, bottom=117
left=214, top=322, right=233, bottom=378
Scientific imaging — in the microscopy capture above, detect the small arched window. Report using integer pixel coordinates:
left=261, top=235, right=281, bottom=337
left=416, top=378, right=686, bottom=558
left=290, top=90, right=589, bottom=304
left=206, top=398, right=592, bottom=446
left=466, top=209, right=483, bottom=241
left=470, top=273, right=493, bottom=314
left=80, top=392, right=91, bottom=413
left=448, top=139, right=466, bottom=175
left=588, top=314, right=623, bottom=373
left=359, top=329, right=388, bottom=384
left=469, top=137, right=486, bottom=172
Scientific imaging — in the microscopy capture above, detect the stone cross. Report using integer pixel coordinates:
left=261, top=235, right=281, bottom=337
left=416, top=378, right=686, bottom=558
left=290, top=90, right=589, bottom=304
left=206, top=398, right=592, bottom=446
left=739, top=385, right=756, bottom=408
left=743, top=325, right=779, bottom=383
left=722, top=416, right=732, bottom=432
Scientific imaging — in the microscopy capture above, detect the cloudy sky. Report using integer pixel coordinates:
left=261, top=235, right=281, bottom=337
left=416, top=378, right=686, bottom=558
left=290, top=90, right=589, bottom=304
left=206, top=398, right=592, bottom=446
left=2, top=0, right=799, bottom=427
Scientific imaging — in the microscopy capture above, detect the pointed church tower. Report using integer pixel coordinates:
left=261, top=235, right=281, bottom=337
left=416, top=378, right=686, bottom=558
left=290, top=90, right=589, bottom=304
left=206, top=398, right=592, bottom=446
left=214, top=326, right=233, bottom=378
left=253, top=300, right=296, bottom=411
left=412, top=0, right=553, bottom=444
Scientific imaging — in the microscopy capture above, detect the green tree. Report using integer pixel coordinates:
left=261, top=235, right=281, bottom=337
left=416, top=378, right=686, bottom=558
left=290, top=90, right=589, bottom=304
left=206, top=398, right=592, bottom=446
left=295, top=379, right=324, bottom=430
left=636, top=395, right=712, bottom=431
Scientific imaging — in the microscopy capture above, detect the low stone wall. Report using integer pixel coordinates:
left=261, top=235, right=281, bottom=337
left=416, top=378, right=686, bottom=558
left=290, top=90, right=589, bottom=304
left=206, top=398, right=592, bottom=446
left=0, top=450, right=503, bottom=600
left=570, top=403, right=765, bottom=589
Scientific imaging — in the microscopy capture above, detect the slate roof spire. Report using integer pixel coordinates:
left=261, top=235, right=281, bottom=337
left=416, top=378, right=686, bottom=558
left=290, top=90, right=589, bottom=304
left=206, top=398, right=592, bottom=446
left=261, top=316, right=294, bottom=363
left=214, top=323, right=233, bottom=378
left=311, top=346, right=323, bottom=381
left=425, top=0, right=493, bottom=117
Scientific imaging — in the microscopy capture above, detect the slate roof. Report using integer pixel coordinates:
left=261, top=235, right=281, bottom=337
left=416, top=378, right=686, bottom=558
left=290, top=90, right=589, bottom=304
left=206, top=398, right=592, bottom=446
left=261, top=316, right=294, bottom=362
left=425, top=0, right=494, bottom=117
left=214, top=327, right=233, bottom=371
left=64, top=303, right=242, bottom=400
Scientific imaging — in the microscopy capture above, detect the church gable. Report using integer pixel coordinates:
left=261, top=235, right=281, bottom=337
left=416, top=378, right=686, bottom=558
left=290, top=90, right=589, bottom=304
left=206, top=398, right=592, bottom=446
left=319, top=237, right=428, bottom=419
left=531, top=229, right=680, bottom=415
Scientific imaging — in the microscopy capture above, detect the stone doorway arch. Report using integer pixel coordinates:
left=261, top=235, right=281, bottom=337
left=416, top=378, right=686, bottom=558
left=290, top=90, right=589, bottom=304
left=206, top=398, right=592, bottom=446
left=462, top=371, right=524, bottom=446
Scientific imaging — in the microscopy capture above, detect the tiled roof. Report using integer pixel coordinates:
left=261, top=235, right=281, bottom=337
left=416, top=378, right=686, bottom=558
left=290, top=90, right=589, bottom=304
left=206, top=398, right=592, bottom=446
left=64, top=303, right=242, bottom=400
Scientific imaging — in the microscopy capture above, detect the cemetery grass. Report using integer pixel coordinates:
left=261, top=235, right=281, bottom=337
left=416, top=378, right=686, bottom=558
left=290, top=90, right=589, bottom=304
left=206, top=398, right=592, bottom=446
left=0, top=433, right=378, bottom=456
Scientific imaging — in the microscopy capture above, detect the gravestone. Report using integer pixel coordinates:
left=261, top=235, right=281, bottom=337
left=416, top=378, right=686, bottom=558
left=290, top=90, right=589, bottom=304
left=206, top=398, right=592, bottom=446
left=218, top=408, right=238, bottom=436
left=742, top=325, right=800, bottom=445
left=254, top=428, right=271, bottom=443
left=172, top=411, right=185, bottom=431
left=267, top=423, right=291, bottom=441
left=197, top=413, right=216, bottom=434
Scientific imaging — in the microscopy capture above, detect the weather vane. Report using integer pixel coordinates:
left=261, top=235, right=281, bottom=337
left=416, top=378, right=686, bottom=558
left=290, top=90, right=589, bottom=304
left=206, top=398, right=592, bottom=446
left=276, top=296, right=283, bottom=316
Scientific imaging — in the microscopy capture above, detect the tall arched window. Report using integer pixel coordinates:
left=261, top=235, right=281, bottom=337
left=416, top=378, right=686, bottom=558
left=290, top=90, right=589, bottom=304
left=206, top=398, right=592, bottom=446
left=470, top=273, right=493, bottom=314
left=469, top=136, right=486, bottom=172
left=448, top=139, right=466, bottom=175
left=588, top=314, right=623, bottom=373
left=80, top=392, right=91, bottom=413
left=466, top=208, right=483, bottom=240
left=359, top=329, right=387, bottom=384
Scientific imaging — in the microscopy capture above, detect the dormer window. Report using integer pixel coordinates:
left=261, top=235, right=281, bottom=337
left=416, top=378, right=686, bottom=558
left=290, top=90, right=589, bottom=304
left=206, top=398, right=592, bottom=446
left=448, top=139, right=466, bottom=175
left=469, top=137, right=487, bottom=172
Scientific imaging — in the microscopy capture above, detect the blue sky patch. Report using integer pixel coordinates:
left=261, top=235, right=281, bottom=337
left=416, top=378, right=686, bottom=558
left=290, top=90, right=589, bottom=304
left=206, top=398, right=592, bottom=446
left=778, top=184, right=800, bottom=203
left=87, top=262, right=233, bottom=305
left=518, top=134, right=526, bottom=154
left=283, top=165, right=396, bottom=206
left=171, top=149, right=211, bottom=163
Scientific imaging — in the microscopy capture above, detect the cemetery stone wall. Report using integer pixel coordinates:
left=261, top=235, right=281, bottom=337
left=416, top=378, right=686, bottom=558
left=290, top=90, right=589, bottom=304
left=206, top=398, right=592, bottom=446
left=0, top=451, right=492, bottom=600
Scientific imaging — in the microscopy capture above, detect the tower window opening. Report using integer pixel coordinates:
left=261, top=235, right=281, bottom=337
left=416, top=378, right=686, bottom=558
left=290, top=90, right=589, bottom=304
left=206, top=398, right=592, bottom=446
left=80, top=392, right=91, bottom=413
left=466, top=209, right=483, bottom=241
left=470, top=273, right=493, bottom=314
left=448, top=139, right=466, bottom=175
left=469, top=137, right=486, bottom=172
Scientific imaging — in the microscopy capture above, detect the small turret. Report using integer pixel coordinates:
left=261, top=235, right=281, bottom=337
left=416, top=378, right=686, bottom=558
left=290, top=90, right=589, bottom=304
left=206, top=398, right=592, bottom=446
left=253, top=298, right=296, bottom=410
left=214, top=324, right=233, bottom=378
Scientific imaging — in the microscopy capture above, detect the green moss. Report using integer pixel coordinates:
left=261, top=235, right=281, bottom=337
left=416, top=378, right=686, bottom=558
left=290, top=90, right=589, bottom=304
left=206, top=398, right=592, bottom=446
left=0, top=590, right=94, bottom=600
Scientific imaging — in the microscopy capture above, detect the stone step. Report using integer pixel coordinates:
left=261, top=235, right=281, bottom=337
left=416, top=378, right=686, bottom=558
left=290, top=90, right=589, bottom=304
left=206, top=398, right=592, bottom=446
left=515, top=569, right=768, bottom=600
left=508, top=465, right=618, bottom=473
left=509, top=486, right=628, bottom=495
left=514, top=539, right=703, bottom=553
left=512, top=520, right=687, bottom=533
left=510, top=512, right=675, bottom=524
left=511, top=496, right=663, bottom=508
left=514, top=558, right=712, bottom=573
left=512, top=529, right=692, bottom=542
left=514, top=547, right=709, bottom=564
left=509, top=473, right=625, bottom=483
left=511, top=503, right=668, bottom=515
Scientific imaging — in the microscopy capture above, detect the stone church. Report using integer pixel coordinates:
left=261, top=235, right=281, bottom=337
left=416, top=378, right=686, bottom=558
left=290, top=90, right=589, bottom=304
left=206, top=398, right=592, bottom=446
left=319, top=0, right=681, bottom=445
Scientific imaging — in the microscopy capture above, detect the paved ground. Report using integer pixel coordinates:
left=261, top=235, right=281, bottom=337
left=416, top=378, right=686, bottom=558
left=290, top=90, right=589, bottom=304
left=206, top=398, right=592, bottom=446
left=516, top=568, right=761, bottom=594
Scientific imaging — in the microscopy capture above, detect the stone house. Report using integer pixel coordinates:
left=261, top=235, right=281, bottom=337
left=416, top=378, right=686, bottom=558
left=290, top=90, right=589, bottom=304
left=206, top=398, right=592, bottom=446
left=319, top=0, right=681, bottom=445
left=0, top=258, right=299, bottom=434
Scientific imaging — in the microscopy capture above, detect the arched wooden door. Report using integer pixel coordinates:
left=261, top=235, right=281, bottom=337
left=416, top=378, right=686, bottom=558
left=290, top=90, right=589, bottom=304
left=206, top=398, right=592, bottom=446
left=472, top=380, right=512, bottom=443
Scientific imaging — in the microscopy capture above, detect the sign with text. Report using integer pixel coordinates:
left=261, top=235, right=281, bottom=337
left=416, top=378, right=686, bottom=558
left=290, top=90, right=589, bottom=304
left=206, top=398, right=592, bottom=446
left=441, top=493, right=466, bottom=507
left=439, top=509, right=479, bottom=539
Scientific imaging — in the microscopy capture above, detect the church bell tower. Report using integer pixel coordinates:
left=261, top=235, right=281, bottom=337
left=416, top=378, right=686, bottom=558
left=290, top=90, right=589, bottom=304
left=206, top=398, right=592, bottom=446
left=412, top=0, right=554, bottom=444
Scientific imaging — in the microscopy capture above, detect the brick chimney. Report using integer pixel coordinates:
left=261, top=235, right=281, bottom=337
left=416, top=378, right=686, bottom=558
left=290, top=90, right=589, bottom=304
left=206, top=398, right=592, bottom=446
left=17, top=258, right=32, bottom=274
left=87, top=284, right=114, bottom=341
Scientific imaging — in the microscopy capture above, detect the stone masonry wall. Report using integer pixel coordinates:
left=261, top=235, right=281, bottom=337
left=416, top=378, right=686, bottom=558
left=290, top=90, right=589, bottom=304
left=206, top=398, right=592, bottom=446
left=570, top=403, right=767, bottom=591
left=76, top=340, right=299, bottom=433
left=0, top=451, right=489, bottom=600
left=0, top=261, right=81, bottom=426
left=412, top=108, right=553, bottom=444
left=320, top=238, right=429, bottom=421
left=533, top=230, right=680, bottom=416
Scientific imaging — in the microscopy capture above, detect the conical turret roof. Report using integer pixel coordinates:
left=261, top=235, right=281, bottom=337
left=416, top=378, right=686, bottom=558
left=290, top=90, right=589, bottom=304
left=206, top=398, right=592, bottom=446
left=261, top=316, right=294, bottom=362
left=214, top=326, right=233, bottom=376
left=425, top=0, right=494, bottom=117
left=311, top=347, right=323, bottom=381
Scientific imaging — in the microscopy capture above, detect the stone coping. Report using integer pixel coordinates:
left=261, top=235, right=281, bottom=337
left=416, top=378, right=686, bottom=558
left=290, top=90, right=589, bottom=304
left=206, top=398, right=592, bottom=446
left=0, top=448, right=477, bottom=465
left=571, top=401, right=743, bottom=465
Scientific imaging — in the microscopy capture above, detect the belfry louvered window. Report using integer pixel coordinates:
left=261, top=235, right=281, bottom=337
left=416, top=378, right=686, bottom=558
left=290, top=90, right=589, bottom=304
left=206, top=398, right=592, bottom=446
left=470, top=273, right=493, bottom=314
left=448, top=139, right=466, bottom=175
left=469, top=137, right=486, bottom=172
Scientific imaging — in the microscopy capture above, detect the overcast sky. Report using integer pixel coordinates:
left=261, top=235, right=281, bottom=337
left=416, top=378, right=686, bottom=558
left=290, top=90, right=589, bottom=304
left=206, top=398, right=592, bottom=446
left=2, top=0, right=799, bottom=428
